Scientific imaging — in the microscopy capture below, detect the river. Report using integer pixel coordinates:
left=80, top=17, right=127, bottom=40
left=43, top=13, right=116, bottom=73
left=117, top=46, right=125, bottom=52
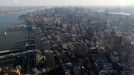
left=0, top=10, right=32, bottom=50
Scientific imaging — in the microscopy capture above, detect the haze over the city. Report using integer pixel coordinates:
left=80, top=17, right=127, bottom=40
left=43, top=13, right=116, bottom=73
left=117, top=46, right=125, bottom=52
left=0, top=0, right=134, bottom=7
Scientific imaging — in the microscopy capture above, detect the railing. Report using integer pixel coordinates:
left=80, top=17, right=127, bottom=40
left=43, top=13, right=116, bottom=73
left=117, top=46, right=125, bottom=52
left=0, top=49, right=39, bottom=60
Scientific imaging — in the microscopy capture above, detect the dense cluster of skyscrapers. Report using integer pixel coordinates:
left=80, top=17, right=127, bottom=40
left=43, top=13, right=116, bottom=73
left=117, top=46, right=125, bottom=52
left=0, top=7, right=133, bottom=75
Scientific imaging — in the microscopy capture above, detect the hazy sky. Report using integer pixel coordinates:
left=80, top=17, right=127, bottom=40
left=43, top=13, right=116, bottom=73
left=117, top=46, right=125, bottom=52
left=0, top=0, right=134, bottom=7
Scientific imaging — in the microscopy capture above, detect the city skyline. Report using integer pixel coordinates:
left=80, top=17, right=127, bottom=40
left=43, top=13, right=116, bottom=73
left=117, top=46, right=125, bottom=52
left=0, top=0, right=134, bottom=7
